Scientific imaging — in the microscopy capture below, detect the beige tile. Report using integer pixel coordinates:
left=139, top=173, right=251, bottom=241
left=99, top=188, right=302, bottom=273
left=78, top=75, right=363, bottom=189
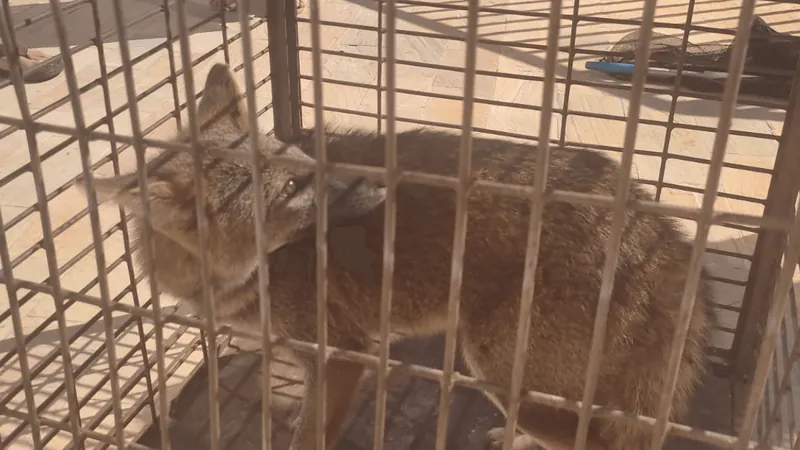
left=423, top=86, right=492, bottom=129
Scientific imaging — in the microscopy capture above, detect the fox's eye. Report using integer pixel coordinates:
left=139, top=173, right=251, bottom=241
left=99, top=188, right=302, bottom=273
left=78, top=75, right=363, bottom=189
left=282, top=179, right=298, bottom=198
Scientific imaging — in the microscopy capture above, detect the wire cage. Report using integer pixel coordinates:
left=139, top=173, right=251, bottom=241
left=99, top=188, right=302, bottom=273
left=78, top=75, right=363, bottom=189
left=0, top=0, right=799, bottom=449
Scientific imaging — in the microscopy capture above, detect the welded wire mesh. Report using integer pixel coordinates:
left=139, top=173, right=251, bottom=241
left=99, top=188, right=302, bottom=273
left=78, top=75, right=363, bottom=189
left=0, top=0, right=799, bottom=450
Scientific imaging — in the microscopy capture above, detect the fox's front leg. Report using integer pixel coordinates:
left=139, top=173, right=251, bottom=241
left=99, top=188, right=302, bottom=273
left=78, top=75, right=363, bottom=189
left=289, top=356, right=366, bottom=450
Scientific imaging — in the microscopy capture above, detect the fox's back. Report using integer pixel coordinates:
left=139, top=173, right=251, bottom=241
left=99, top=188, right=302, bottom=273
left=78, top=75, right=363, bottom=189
left=284, top=128, right=713, bottom=402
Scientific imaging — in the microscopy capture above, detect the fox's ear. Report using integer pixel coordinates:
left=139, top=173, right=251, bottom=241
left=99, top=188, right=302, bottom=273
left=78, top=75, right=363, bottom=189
left=74, top=174, right=194, bottom=232
left=198, top=63, right=248, bottom=132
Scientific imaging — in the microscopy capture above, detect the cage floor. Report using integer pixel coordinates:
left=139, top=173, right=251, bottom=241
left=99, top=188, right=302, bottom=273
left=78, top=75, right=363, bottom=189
left=136, top=334, right=733, bottom=450
left=2, top=0, right=800, bottom=448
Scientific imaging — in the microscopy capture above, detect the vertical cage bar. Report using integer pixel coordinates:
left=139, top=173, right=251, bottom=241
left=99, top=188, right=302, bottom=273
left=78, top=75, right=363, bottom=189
left=235, top=2, right=275, bottom=450
left=734, top=68, right=800, bottom=450
left=557, top=0, right=579, bottom=148
left=733, top=70, right=800, bottom=434
left=284, top=0, right=303, bottom=137
left=767, top=340, right=782, bottom=446
left=372, top=0, right=398, bottom=447
left=266, top=0, right=295, bottom=140
left=649, top=3, right=757, bottom=448
left=572, top=0, right=660, bottom=446
left=782, top=293, right=800, bottom=445
left=161, top=0, right=185, bottom=130
left=217, top=2, right=231, bottom=64
left=769, top=325, right=786, bottom=447
left=46, top=0, right=128, bottom=445
left=375, top=0, right=384, bottom=135
left=779, top=317, right=798, bottom=445
left=0, top=5, right=85, bottom=448
left=735, top=196, right=800, bottom=450
left=0, top=212, right=41, bottom=447
left=87, top=0, right=161, bottom=428
left=173, top=0, right=223, bottom=448
left=433, top=1, right=480, bottom=450
left=107, top=0, right=174, bottom=448
left=653, top=0, right=698, bottom=202
left=499, top=0, right=561, bottom=449
left=308, top=0, right=329, bottom=448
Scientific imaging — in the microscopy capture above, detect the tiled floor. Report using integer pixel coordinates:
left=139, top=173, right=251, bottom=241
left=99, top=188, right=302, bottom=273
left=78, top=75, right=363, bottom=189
left=0, top=0, right=799, bottom=448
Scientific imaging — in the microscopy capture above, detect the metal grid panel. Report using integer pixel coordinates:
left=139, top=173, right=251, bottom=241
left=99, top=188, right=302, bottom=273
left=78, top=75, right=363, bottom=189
left=290, top=0, right=793, bottom=389
left=1, top=0, right=800, bottom=449
left=0, top=0, right=273, bottom=447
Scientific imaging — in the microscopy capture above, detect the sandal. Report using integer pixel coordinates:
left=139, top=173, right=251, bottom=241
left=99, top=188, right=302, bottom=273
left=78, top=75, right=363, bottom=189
left=0, top=43, right=63, bottom=84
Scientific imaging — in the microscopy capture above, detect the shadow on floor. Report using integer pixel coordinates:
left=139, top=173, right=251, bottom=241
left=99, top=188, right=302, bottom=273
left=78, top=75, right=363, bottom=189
left=137, top=334, right=732, bottom=450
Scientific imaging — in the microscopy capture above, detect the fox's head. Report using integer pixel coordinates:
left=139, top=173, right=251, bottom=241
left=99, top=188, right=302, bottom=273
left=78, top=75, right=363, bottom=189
left=75, top=63, right=386, bottom=280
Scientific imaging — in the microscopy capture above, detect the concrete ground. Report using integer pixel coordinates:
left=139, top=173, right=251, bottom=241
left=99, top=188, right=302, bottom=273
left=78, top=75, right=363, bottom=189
left=0, top=0, right=799, bottom=448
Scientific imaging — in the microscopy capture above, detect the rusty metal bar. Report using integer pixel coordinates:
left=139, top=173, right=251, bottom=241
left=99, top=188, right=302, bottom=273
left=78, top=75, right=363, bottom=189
left=733, top=72, right=800, bottom=450
left=236, top=2, right=275, bottom=450
left=215, top=1, right=231, bottom=64
left=308, top=0, right=330, bottom=449
left=0, top=113, right=790, bottom=236
left=285, top=0, right=303, bottom=137
left=160, top=0, right=184, bottom=130
left=1, top=273, right=775, bottom=449
left=0, top=3, right=85, bottom=447
left=294, top=67, right=776, bottom=143
left=46, top=0, right=127, bottom=444
left=294, top=11, right=797, bottom=81
left=433, top=1, right=480, bottom=449
left=293, top=42, right=788, bottom=111
left=573, top=0, right=661, bottom=444
left=733, top=73, right=800, bottom=437
left=375, top=0, right=384, bottom=135
left=267, top=0, right=296, bottom=140
left=0, top=6, right=246, bottom=141
left=372, top=0, right=398, bottom=446
left=374, top=0, right=799, bottom=45
left=86, top=0, right=160, bottom=429
left=172, top=0, right=223, bottom=448
left=653, top=0, right=699, bottom=201
left=500, top=0, right=561, bottom=447
left=107, top=0, right=175, bottom=448
left=0, top=209, right=41, bottom=447
left=734, top=192, right=800, bottom=449
left=0, top=405, right=156, bottom=450
left=557, top=0, right=580, bottom=149
left=4, top=0, right=800, bottom=445
left=649, top=3, right=759, bottom=448
left=0, top=0, right=173, bottom=93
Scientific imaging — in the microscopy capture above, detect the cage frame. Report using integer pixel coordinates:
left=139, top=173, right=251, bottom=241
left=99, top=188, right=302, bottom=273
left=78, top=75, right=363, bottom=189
left=0, top=0, right=799, bottom=449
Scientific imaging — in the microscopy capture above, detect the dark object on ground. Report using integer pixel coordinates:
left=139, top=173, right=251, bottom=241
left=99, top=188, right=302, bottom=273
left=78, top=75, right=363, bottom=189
left=208, top=0, right=307, bottom=13
left=600, top=16, right=800, bottom=100
left=0, top=42, right=64, bottom=84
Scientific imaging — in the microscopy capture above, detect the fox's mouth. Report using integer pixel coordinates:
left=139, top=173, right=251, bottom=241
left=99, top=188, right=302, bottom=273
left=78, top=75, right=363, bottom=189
left=327, top=176, right=387, bottom=226
left=329, top=177, right=368, bottom=209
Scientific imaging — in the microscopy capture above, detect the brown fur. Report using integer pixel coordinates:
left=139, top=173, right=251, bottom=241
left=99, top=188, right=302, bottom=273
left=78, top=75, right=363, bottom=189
left=76, top=63, right=715, bottom=450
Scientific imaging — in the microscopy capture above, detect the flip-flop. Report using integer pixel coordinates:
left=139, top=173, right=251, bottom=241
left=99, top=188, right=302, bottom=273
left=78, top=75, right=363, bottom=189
left=0, top=43, right=64, bottom=84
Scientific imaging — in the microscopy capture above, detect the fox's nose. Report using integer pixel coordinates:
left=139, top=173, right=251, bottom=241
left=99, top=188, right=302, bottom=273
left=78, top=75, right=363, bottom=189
left=325, top=176, right=387, bottom=225
left=328, top=177, right=368, bottom=206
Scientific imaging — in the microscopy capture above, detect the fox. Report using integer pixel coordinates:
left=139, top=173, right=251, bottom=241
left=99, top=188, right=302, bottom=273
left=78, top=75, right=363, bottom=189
left=75, top=62, right=715, bottom=450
